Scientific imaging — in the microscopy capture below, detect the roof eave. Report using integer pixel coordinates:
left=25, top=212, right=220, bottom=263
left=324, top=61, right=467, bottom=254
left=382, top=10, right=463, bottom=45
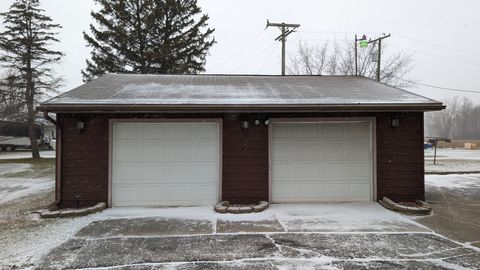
left=37, top=103, right=445, bottom=113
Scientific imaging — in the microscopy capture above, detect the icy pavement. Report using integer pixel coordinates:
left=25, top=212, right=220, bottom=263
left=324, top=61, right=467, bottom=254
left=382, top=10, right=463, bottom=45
left=38, top=232, right=480, bottom=269
left=415, top=174, right=480, bottom=249
left=3, top=203, right=479, bottom=269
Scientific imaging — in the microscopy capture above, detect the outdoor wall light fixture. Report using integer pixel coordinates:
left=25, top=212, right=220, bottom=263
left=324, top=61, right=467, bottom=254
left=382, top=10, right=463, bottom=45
left=254, top=119, right=261, bottom=126
left=241, top=120, right=249, bottom=130
left=264, top=119, right=270, bottom=126
left=391, top=118, right=400, bottom=128
left=75, top=120, right=85, bottom=133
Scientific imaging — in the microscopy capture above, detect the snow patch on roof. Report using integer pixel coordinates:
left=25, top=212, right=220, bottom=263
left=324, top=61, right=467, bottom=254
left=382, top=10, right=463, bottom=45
left=41, top=74, right=442, bottom=107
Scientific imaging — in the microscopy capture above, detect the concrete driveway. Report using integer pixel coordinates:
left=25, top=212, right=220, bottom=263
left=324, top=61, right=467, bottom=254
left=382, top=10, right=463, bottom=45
left=417, top=174, right=480, bottom=248
left=34, top=203, right=480, bottom=269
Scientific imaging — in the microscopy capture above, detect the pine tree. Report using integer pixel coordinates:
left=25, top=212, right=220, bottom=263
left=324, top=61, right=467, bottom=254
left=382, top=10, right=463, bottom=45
left=82, top=0, right=215, bottom=81
left=0, top=0, right=63, bottom=159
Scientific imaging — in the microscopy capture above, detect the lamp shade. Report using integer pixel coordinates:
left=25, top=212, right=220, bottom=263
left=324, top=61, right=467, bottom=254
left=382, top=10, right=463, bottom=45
left=359, top=40, right=369, bottom=48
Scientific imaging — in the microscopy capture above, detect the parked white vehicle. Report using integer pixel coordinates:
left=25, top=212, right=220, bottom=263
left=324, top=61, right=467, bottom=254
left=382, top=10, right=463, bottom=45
left=0, top=136, right=33, bottom=151
left=0, top=120, right=53, bottom=151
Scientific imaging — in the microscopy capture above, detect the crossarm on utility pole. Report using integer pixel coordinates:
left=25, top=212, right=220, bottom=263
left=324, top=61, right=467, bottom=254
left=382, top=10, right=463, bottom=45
left=266, top=20, right=300, bottom=75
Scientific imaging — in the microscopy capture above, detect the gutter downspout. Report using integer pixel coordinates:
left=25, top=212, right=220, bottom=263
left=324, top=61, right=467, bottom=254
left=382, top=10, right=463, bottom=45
left=43, top=111, right=62, bottom=206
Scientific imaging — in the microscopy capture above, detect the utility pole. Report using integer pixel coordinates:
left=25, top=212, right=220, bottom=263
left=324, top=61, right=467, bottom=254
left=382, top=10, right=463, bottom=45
left=372, top=34, right=391, bottom=81
left=266, top=20, right=300, bottom=75
left=354, top=33, right=390, bottom=81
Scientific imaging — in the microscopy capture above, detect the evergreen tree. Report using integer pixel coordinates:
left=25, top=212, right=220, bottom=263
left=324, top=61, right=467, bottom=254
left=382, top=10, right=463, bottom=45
left=82, top=0, right=215, bottom=81
left=0, top=0, right=63, bottom=158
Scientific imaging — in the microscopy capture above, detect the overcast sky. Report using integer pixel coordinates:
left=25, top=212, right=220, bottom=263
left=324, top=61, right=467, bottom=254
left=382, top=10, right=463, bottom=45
left=1, top=0, right=480, bottom=103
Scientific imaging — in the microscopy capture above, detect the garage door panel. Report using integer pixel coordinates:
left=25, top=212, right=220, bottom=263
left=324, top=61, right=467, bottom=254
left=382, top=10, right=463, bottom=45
left=272, top=123, right=294, bottom=138
left=349, top=184, right=371, bottom=199
left=272, top=121, right=373, bottom=202
left=296, top=161, right=322, bottom=178
left=112, top=122, right=220, bottom=207
left=319, top=143, right=346, bottom=161
left=140, top=142, right=169, bottom=162
left=113, top=141, right=140, bottom=162
left=345, top=123, right=370, bottom=138
left=294, top=123, right=320, bottom=137
left=323, top=124, right=345, bottom=137
left=322, top=162, right=346, bottom=178
left=114, top=124, right=140, bottom=139
left=346, top=163, right=371, bottom=178
left=347, top=142, right=371, bottom=161
left=193, top=123, right=220, bottom=139
left=140, top=124, right=168, bottom=139
left=323, top=183, right=348, bottom=198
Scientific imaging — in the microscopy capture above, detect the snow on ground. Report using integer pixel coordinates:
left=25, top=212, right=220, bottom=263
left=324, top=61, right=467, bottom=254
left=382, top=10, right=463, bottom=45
left=0, top=203, right=431, bottom=268
left=425, top=174, right=480, bottom=189
left=425, top=148, right=480, bottom=173
left=0, top=150, right=55, bottom=160
left=0, top=214, right=100, bottom=268
left=0, top=163, right=30, bottom=175
left=97, top=202, right=427, bottom=233
left=425, top=149, right=480, bottom=161
left=0, top=177, right=53, bottom=204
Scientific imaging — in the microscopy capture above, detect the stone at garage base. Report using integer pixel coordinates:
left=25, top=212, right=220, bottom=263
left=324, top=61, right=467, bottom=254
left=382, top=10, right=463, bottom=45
left=214, top=201, right=269, bottom=214
left=379, top=197, right=432, bottom=215
left=35, top=202, right=107, bottom=218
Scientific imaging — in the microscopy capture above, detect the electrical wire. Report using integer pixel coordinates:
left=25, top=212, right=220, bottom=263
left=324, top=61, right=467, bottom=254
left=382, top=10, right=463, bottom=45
left=388, top=44, right=480, bottom=67
left=395, top=77, right=480, bottom=94
left=257, top=43, right=278, bottom=74
left=230, top=43, right=276, bottom=73
left=210, top=29, right=265, bottom=72
left=394, top=34, right=480, bottom=58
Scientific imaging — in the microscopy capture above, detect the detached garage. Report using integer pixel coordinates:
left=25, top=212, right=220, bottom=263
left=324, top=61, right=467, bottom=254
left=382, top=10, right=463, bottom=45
left=38, top=74, right=444, bottom=208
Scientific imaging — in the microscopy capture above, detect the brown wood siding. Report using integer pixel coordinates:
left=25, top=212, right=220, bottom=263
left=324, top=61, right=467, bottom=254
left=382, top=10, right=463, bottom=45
left=57, top=111, right=424, bottom=208
left=375, top=112, right=425, bottom=202
left=58, top=114, right=109, bottom=208
left=222, top=115, right=269, bottom=203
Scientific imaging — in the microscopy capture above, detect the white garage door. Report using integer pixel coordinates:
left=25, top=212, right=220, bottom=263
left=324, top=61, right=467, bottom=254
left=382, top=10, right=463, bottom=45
left=112, top=122, right=220, bottom=207
left=271, top=121, right=373, bottom=202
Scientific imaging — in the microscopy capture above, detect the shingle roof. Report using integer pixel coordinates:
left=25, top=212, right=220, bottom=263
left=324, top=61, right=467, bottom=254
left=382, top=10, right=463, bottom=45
left=39, top=74, right=444, bottom=112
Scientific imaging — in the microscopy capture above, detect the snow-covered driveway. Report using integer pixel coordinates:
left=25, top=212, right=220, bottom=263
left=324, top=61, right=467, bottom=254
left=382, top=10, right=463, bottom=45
left=2, top=203, right=476, bottom=269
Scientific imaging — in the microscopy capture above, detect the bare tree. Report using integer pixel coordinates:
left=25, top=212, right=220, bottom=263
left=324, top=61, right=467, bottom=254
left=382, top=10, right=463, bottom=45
left=288, top=39, right=414, bottom=87
left=425, top=96, right=480, bottom=140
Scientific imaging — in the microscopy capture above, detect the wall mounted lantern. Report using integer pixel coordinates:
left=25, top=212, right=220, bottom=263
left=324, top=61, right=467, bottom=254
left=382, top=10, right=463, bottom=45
left=75, top=120, right=85, bottom=133
left=241, top=120, right=249, bottom=130
left=391, top=118, right=400, bottom=128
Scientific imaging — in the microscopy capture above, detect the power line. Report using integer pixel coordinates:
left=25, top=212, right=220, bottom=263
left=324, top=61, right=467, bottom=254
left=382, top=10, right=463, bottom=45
left=394, top=34, right=480, bottom=58
left=210, top=29, right=265, bottom=72
left=396, top=78, right=480, bottom=94
left=230, top=43, right=276, bottom=72
left=257, top=43, right=278, bottom=74
left=380, top=44, right=480, bottom=67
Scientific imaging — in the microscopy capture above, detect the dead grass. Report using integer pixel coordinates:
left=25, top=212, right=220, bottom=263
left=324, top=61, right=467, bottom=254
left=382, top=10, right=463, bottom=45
left=437, top=140, right=480, bottom=149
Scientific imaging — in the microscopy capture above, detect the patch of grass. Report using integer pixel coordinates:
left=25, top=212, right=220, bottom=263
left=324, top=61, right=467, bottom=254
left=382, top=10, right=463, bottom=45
left=0, top=158, right=55, bottom=165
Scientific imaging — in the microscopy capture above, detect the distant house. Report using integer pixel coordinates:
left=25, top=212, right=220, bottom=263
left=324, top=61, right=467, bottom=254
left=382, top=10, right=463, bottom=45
left=38, top=74, right=444, bottom=208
